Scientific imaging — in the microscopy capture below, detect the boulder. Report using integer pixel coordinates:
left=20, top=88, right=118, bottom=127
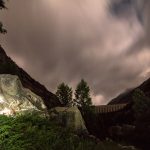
left=0, top=74, right=47, bottom=115
left=50, top=106, right=88, bottom=133
left=0, top=46, right=61, bottom=109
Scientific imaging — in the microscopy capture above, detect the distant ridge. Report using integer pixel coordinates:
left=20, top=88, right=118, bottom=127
left=0, top=45, right=61, bottom=109
left=108, top=77, right=150, bottom=105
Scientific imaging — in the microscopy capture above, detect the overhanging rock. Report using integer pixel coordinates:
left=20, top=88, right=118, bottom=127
left=0, top=74, right=47, bottom=115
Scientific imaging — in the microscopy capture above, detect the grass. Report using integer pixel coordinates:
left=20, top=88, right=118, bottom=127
left=0, top=114, right=136, bottom=150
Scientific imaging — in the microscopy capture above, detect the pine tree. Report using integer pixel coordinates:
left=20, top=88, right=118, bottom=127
left=56, top=83, right=73, bottom=107
left=74, top=79, right=92, bottom=112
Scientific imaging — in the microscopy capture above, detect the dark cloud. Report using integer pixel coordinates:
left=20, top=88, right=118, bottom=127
left=0, top=0, right=150, bottom=104
left=109, top=0, right=148, bottom=26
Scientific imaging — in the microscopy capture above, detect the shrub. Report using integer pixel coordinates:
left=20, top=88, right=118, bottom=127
left=0, top=114, right=136, bottom=150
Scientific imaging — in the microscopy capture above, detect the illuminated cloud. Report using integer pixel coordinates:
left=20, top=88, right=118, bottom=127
left=92, top=94, right=106, bottom=105
left=0, top=0, right=150, bottom=104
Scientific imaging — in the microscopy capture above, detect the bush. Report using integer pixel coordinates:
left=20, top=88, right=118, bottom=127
left=0, top=114, right=136, bottom=150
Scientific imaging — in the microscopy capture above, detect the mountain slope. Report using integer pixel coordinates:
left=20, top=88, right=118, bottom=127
left=0, top=45, right=61, bottom=109
left=108, top=77, right=150, bottom=105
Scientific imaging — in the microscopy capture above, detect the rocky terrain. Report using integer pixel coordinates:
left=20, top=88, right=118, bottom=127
left=0, top=46, right=88, bottom=133
left=108, top=77, right=150, bottom=105
left=0, top=45, right=148, bottom=150
left=0, top=74, right=47, bottom=115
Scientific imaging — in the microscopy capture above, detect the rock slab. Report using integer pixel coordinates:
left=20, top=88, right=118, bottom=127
left=0, top=74, right=46, bottom=115
left=50, top=106, right=88, bottom=133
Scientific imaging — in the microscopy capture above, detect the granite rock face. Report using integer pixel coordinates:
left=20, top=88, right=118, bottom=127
left=50, top=106, right=88, bottom=133
left=0, top=45, right=61, bottom=109
left=0, top=74, right=46, bottom=115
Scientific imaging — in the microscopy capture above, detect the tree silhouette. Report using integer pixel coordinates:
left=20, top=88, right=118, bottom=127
left=74, top=79, right=92, bottom=112
left=0, top=0, right=5, bottom=9
left=0, top=0, right=7, bottom=34
left=56, top=83, right=73, bottom=107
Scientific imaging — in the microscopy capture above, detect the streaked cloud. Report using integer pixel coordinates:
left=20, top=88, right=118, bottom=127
left=0, top=0, right=150, bottom=104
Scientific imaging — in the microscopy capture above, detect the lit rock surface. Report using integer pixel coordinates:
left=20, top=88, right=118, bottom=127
left=0, top=74, right=46, bottom=115
left=50, top=106, right=88, bottom=133
left=0, top=46, right=61, bottom=109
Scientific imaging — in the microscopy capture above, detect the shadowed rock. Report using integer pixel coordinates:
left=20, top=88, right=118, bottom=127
left=50, top=106, right=88, bottom=133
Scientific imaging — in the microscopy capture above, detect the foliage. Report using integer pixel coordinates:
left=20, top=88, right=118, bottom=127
left=0, top=114, right=134, bottom=150
left=56, top=83, right=73, bottom=106
left=0, top=0, right=6, bottom=9
left=0, top=0, right=7, bottom=34
left=132, top=88, right=150, bottom=119
left=74, top=79, right=92, bottom=113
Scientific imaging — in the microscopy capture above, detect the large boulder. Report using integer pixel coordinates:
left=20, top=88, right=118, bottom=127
left=50, top=106, right=88, bottom=133
left=0, top=74, right=47, bottom=115
left=0, top=46, right=61, bottom=109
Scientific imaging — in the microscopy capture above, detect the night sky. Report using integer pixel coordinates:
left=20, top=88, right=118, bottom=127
left=0, top=0, right=150, bottom=105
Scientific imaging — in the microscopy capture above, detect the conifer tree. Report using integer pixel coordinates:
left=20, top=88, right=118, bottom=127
left=56, top=83, right=73, bottom=106
left=74, top=79, right=92, bottom=111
